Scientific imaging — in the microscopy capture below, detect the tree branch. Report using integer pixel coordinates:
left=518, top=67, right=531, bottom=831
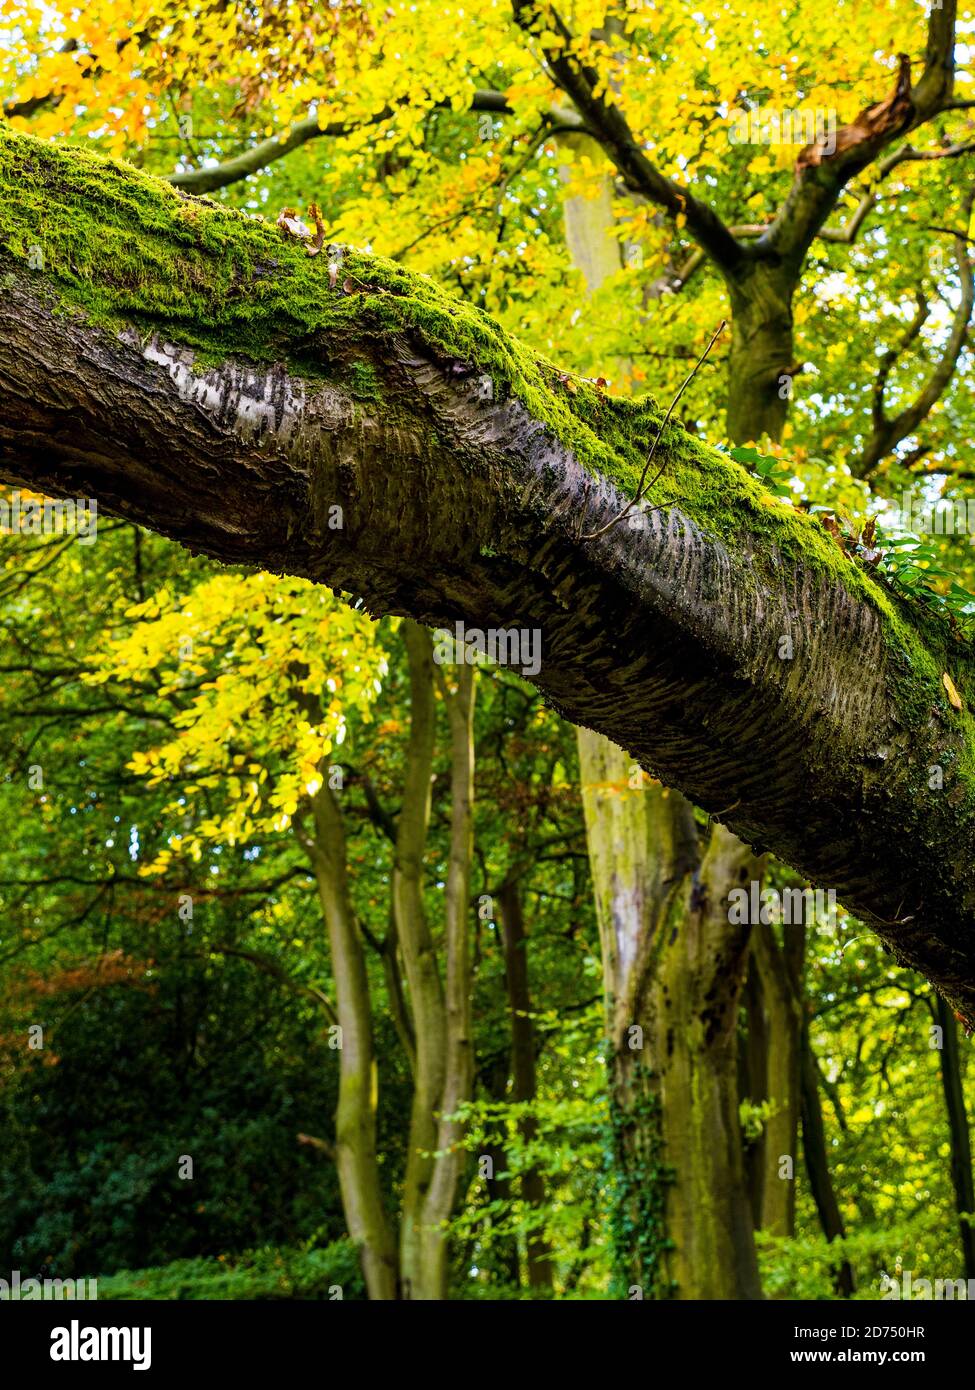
left=511, top=1, right=744, bottom=275
left=166, top=91, right=583, bottom=195
left=854, top=203, right=974, bottom=477
left=766, top=2, right=961, bottom=268
left=3, top=129, right=975, bottom=1017
left=203, top=944, right=339, bottom=1025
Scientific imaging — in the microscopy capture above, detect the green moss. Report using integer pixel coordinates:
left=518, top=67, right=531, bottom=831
left=345, top=360, right=382, bottom=402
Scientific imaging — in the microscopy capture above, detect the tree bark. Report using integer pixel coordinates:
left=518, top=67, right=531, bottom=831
left=934, top=993, right=975, bottom=1280
left=393, top=623, right=445, bottom=1296
left=415, top=657, right=476, bottom=1299
left=726, top=265, right=797, bottom=444
left=394, top=623, right=476, bottom=1299
left=3, top=129, right=975, bottom=1018
left=800, top=1019, right=856, bottom=1297
left=578, top=731, right=762, bottom=1298
left=303, top=786, right=400, bottom=1299
left=750, top=922, right=803, bottom=1239
left=497, top=878, right=554, bottom=1291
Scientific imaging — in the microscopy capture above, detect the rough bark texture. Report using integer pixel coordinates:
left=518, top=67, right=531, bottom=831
left=3, top=129, right=975, bottom=1018
left=579, top=731, right=762, bottom=1298
left=726, top=265, right=796, bottom=444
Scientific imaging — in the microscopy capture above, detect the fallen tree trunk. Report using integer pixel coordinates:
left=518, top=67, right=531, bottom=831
left=2, top=127, right=975, bottom=1015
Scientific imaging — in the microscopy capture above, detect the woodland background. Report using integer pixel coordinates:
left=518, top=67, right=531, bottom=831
left=0, top=0, right=974, bottom=1300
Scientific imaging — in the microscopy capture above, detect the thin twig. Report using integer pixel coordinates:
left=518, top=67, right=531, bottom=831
left=581, top=319, right=726, bottom=540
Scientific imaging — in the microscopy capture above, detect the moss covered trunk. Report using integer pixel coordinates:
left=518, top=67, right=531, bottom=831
left=579, top=732, right=762, bottom=1298
left=727, top=262, right=798, bottom=444
left=564, top=144, right=762, bottom=1297
left=725, top=258, right=806, bottom=1249
left=3, top=128, right=975, bottom=1021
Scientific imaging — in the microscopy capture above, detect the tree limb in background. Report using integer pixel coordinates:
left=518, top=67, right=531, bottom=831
left=854, top=199, right=974, bottom=478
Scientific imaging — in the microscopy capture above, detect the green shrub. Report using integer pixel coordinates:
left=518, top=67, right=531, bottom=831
left=94, top=1241, right=365, bottom=1301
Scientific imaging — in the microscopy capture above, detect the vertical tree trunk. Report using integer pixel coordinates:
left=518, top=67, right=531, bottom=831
left=497, top=878, right=554, bottom=1291
left=800, top=1019, right=855, bottom=1297
left=305, top=786, right=400, bottom=1299
left=725, top=260, right=808, bottom=1253
left=934, top=994, right=975, bottom=1280
left=751, top=922, right=803, bottom=1238
left=394, top=621, right=447, bottom=1297
left=579, top=730, right=762, bottom=1298
left=414, top=661, right=476, bottom=1299
left=561, top=133, right=762, bottom=1298
left=726, top=264, right=798, bottom=444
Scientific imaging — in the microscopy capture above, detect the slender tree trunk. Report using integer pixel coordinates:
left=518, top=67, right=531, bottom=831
left=392, top=622, right=446, bottom=1297
left=414, top=660, right=476, bottom=1298
left=751, top=922, right=803, bottom=1238
left=934, top=994, right=975, bottom=1280
left=497, top=878, right=554, bottom=1291
left=304, top=785, right=400, bottom=1299
left=800, top=1019, right=855, bottom=1296
left=394, top=622, right=477, bottom=1298
left=303, top=623, right=478, bottom=1302
left=558, top=131, right=628, bottom=298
